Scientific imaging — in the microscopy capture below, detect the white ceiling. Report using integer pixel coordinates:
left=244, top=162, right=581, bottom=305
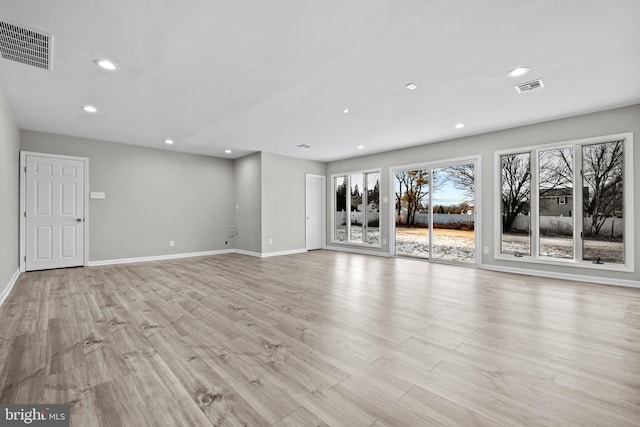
left=1, top=0, right=639, bottom=162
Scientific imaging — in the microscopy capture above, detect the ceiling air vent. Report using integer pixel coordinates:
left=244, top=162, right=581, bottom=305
left=0, top=21, right=51, bottom=70
left=515, top=78, right=544, bottom=93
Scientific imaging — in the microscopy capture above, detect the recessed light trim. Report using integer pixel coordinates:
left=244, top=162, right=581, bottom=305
left=296, top=144, right=310, bottom=149
left=405, top=83, right=418, bottom=90
left=164, top=139, right=174, bottom=145
left=225, top=149, right=232, bottom=154
left=82, top=105, right=97, bottom=113
left=508, top=67, right=530, bottom=78
left=455, top=123, right=465, bottom=129
left=94, top=59, right=117, bottom=71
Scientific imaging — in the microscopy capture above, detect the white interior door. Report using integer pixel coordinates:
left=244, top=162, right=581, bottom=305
left=306, top=174, right=325, bottom=250
left=24, top=154, right=86, bottom=271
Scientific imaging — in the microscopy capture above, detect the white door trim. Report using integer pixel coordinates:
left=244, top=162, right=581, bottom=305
left=20, top=151, right=89, bottom=272
left=305, top=174, right=326, bottom=250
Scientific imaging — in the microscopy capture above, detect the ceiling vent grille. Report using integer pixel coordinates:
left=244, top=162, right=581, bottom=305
left=515, top=78, right=544, bottom=93
left=0, top=21, right=51, bottom=70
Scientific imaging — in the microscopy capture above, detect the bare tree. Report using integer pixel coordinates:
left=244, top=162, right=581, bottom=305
left=501, top=153, right=531, bottom=232
left=445, top=163, right=475, bottom=202
left=582, top=140, right=623, bottom=238
left=395, top=176, right=404, bottom=219
left=395, top=170, right=445, bottom=225
left=395, top=171, right=428, bottom=225
left=538, top=147, right=573, bottom=190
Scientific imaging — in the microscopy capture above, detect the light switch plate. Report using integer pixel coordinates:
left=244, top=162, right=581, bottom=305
left=90, top=192, right=106, bottom=199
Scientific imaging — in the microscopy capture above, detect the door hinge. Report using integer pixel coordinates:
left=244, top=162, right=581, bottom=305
left=24, top=256, right=26, bottom=262
left=24, top=166, right=26, bottom=173
left=24, top=211, right=26, bottom=217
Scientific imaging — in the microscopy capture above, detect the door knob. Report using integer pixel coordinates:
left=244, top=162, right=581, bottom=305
left=75, top=218, right=83, bottom=222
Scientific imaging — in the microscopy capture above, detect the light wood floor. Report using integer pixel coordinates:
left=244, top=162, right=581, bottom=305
left=1, top=251, right=639, bottom=426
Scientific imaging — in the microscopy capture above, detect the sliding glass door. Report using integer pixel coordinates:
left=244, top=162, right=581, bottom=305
left=394, top=169, right=430, bottom=258
left=394, top=161, right=476, bottom=264
left=432, top=165, right=476, bottom=263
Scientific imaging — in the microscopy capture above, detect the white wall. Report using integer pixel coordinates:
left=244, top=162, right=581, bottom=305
left=234, top=152, right=262, bottom=254
left=261, top=152, right=325, bottom=253
left=0, top=88, right=20, bottom=298
left=21, top=131, right=236, bottom=262
left=327, top=104, right=640, bottom=283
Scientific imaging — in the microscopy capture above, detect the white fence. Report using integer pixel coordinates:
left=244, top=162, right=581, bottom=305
left=509, top=215, right=623, bottom=236
left=396, top=213, right=475, bottom=225
left=335, top=211, right=379, bottom=226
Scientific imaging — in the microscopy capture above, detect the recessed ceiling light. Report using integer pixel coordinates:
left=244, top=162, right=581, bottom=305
left=343, top=108, right=351, bottom=114
left=357, top=145, right=365, bottom=150
left=296, top=144, right=310, bottom=149
left=405, top=83, right=418, bottom=90
left=94, top=59, right=117, bottom=71
left=164, top=139, right=174, bottom=145
left=225, top=149, right=232, bottom=154
left=455, top=123, right=465, bottom=129
left=508, top=67, right=530, bottom=78
left=82, top=105, right=97, bottom=113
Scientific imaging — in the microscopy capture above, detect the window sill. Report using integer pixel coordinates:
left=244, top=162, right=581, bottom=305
left=330, top=240, right=382, bottom=249
left=494, top=253, right=634, bottom=273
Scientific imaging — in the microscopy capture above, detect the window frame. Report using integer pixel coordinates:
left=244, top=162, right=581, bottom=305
left=494, top=132, right=634, bottom=272
left=331, top=168, right=382, bottom=247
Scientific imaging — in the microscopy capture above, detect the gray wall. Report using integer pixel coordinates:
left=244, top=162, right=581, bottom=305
left=21, top=131, right=235, bottom=262
left=0, top=88, right=20, bottom=295
left=261, top=152, right=325, bottom=253
left=234, top=152, right=262, bottom=253
left=327, top=104, right=640, bottom=283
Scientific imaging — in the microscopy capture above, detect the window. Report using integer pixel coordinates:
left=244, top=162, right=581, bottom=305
left=582, top=140, right=624, bottom=263
left=334, top=176, right=347, bottom=241
left=496, top=133, right=633, bottom=270
left=500, top=152, right=531, bottom=256
left=539, top=147, right=573, bottom=259
left=332, top=170, right=381, bottom=246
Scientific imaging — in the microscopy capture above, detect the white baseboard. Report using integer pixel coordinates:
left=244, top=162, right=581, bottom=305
left=88, top=247, right=317, bottom=266
left=260, top=248, right=307, bottom=258
left=0, top=268, right=21, bottom=307
left=231, top=249, right=262, bottom=258
left=323, top=245, right=392, bottom=258
left=482, top=264, right=640, bottom=289
left=87, top=249, right=234, bottom=267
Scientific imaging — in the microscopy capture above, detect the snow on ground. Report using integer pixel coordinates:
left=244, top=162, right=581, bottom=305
left=501, top=233, right=623, bottom=262
left=337, top=227, right=622, bottom=263
left=335, top=226, right=379, bottom=243
left=395, top=228, right=475, bottom=263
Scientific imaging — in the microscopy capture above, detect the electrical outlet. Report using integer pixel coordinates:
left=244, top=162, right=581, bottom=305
left=483, top=246, right=489, bottom=254
left=169, top=241, right=175, bottom=247
left=382, top=238, right=387, bottom=245
left=268, top=238, right=273, bottom=245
